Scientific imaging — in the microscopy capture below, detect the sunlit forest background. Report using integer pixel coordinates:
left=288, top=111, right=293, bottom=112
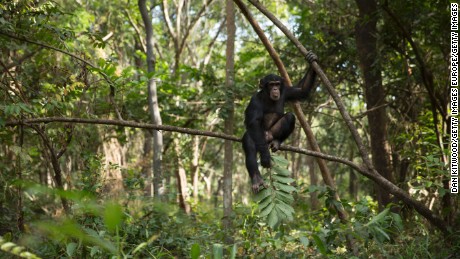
left=0, top=0, right=458, bottom=258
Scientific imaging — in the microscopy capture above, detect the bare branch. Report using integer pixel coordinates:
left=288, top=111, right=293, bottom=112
left=124, top=10, right=147, bottom=53
left=5, top=116, right=358, bottom=167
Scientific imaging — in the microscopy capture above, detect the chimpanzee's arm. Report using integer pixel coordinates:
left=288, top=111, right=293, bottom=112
left=285, top=51, right=318, bottom=102
left=285, top=66, right=317, bottom=102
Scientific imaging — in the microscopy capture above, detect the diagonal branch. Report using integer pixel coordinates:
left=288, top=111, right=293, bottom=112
left=124, top=10, right=147, bottom=53
left=178, top=0, right=214, bottom=60
left=233, top=0, right=356, bottom=252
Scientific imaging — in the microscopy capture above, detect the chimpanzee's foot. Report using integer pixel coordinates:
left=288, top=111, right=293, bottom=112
left=265, top=131, right=274, bottom=142
left=251, top=173, right=267, bottom=193
left=269, top=140, right=281, bottom=152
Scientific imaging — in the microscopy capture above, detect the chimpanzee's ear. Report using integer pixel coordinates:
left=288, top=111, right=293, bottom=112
left=259, top=79, right=264, bottom=89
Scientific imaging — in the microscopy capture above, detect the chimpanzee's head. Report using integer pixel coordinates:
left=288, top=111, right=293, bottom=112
left=259, top=74, right=284, bottom=101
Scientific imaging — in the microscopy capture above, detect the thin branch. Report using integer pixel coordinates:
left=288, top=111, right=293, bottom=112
left=0, top=31, right=123, bottom=118
left=161, top=0, right=177, bottom=40
left=124, top=9, right=147, bottom=53
left=353, top=103, right=389, bottom=120
left=178, top=0, right=214, bottom=57
left=0, top=60, right=27, bottom=103
left=204, top=18, right=226, bottom=66
left=3, top=48, right=43, bottom=71
left=0, top=31, right=96, bottom=70
left=56, top=125, right=74, bottom=159
left=5, top=116, right=357, bottom=168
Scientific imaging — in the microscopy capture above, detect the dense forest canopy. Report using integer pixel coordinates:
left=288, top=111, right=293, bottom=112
left=0, top=0, right=458, bottom=257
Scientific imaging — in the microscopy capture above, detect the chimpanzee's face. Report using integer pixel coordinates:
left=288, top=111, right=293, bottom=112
left=268, top=81, right=281, bottom=101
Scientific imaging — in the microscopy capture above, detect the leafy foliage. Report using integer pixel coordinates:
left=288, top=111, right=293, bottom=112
left=0, top=236, right=41, bottom=259
left=255, top=155, right=297, bottom=229
left=0, top=0, right=457, bottom=258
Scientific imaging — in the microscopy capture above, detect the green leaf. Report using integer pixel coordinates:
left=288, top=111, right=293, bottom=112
left=366, top=207, right=390, bottom=226
left=90, top=246, right=99, bottom=257
left=212, top=244, right=223, bottom=259
left=106, top=65, right=116, bottom=76
left=267, top=208, right=279, bottom=229
left=312, top=234, right=327, bottom=255
left=271, top=155, right=289, bottom=167
left=1, top=242, right=15, bottom=251
left=272, top=174, right=295, bottom=184
left=390, top=212, right=404, bottom=230
left=274, top=182, right=297, bottom=193
left=103, top=202, right=123, bottom=232
left=254, top=188, right=272, bottom=202
left=229, top=244, right=237, bottom=259
left=259, top=202, right=275, bottom=218
left=275, top=190, right=294, bottom=204
left=373, top=226, right=391, bottom=241
left=66, top=242, right=78, bottom=257
left=132, top=242, right=147, bottom=254
left=258, top=195, right=273, bottom=210
left=299, top=236, right=309, bottom=248
left=273, top=165, right=291, bottom=176
left=190, top=243, right=200, bottom=259
left=276, top=200, right=295, bottom=219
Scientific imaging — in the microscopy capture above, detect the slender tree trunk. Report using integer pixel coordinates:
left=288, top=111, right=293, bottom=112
left=33, top=126, right=70, bottom=214
left=223, top=0, right=235, bottom=235
left=139, top=0, right=164, bottom=199
left=348, top=149, right=358, bottom=200
left=191, top=136, right=200, bottom=199
left=141, top=132, right=153, bottom=196
left=15, top=131, right=25, bottom=232
left=100, top=130, right=125, bottom=197
left=174, top=137, right=191, bottom=214
left=355, top=0, right=393, bottom=209
left=307, top=143, right=319, bottom=210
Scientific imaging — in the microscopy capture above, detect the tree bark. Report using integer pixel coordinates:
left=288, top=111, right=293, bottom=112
left=223, top=0, right=235, bottom=235
left=174, top=137, right=191, bottom=214
left=355, top=0, right=393, bottom=209
left=191, top=136, right=200, bottom=199
left=100, top=130, right=125, bottom=197
left=139, top=0, right=164, bottom=199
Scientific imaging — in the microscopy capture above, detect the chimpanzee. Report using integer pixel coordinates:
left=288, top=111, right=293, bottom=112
left=242, top=51, right=318, bottom=193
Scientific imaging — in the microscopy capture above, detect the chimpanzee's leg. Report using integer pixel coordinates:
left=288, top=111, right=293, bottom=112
left=242, top=132, right=266, bottom=193
left=267, top=113, right=296, bottom=151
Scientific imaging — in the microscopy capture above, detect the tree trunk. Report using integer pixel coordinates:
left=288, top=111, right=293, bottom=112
left=223, top=0, right=235, bottom=234
left=174, top=137, right=191, bottom=214
left=191, top=135, right=200, bottom=199
left=139, top=0, right=164, bottom=199
left=307, top=143, right=319, bottom=210
left=355, top=0, right=393, bottom=209
left=100, top=131, right=125, bottom=197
